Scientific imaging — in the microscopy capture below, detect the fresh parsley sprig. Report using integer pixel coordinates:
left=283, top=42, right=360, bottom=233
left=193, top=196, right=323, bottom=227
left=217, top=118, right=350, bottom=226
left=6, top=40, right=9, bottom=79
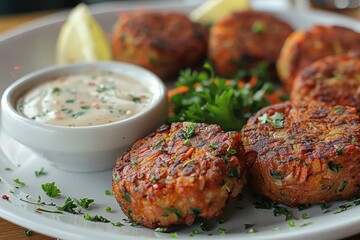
left=168, top=62, right=273, bottom=131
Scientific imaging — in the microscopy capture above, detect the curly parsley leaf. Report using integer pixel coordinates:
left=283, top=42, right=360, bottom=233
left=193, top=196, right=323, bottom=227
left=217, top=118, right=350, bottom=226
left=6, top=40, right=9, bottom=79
left=168, top=62, right=274, bottom=131
left=84, top=214, right=110, bottom=223
left=75, top=198, right=94, bottom=209
left=57, top=197, right=78, bottom=214
left=14, top=178, right=26, bottom=187
left=258, top=112, right=284, bottom=128
left=41, top=182, right=61, bottom=198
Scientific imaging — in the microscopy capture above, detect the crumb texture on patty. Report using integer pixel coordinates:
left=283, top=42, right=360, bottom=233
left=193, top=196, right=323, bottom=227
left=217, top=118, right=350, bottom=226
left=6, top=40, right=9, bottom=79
left=277, top=25, right=360, bottom=92
left=112, top=11, right=207, bottom=80
left=291, top=54, right=360, bottom=111
left=112, top=122, right=247, bottom=228
left=242, top=101, right=360, bottom=207
left=209, top=10, right=293, bottom=77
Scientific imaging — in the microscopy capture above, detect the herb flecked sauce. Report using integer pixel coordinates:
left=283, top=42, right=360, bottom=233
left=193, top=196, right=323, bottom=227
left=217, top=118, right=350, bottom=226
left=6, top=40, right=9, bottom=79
left=17, top=71, right=152, bottom=126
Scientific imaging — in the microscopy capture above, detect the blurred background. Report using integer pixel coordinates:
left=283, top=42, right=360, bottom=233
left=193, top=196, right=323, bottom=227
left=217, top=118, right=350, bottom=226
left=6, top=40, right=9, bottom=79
left=0, top=0, right=140, bottom=15
left=0, top=0, right=359, bottom=15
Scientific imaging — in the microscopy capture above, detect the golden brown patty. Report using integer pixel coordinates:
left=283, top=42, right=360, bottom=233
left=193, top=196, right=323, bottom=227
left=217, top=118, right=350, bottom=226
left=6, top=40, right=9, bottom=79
left=112, top=11, right=207, bottom=80
left=242, top=101, right=360, bottom=207
left=112, top=122, right=247, bottom=228
left=291, top=54, right=360, bottom=111
left=208, top=10, right=293, bottom=77
left=277, top=25, right=360, bottom=93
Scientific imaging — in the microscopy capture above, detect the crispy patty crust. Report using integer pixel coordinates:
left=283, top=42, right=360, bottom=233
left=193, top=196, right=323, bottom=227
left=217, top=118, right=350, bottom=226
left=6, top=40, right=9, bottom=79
left=242, top=101, right=360, bottom=207
left=112, top=122, right=247, bottom=228
left=112, top=11, right=207, bottom=80
left=291, top=54, right=360, bottom=111
left=208, top=10, right=293, bottom=77
left=277, top=25, right=360, bottom=92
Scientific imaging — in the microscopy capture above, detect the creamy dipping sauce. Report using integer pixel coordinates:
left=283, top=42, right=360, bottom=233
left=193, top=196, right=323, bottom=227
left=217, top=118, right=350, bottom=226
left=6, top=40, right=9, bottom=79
left=17, top=71, right=152, bottom=126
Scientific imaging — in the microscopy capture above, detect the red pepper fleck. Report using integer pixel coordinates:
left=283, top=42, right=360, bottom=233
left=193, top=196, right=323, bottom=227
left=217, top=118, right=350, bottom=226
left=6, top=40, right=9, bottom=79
left=345, top=144, right=355, bottom=151
left=79, top=100, right=86, bottom=104
left=35, top=210, right=42, bottom=214
left=349, top=107, right=357, bottom=114
left=14, top=65, right=22, bottom=70
left=2, top=194, right=9, bottom=200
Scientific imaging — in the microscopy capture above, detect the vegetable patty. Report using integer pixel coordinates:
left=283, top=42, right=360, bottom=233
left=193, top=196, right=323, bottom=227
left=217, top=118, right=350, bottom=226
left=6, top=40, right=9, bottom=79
left=112, top=122, right=247, bottom=228
left=291, top=54, right=360, bottom=111
left=112, top=11, right=207, bottom=80
left=208, top=10, right=293, bottom=77
left=277, top=25, right=360, bottom=93
left=242, top=101, right=360, bottom=207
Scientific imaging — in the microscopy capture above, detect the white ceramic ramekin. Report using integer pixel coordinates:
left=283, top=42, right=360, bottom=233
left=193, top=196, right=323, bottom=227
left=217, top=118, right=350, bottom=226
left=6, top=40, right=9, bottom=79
left=1, top=61, right=167, bottom=172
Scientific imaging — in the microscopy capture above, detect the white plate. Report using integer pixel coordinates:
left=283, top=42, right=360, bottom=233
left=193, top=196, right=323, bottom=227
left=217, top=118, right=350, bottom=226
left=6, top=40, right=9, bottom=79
left=0, top=1, right=359, bottom=240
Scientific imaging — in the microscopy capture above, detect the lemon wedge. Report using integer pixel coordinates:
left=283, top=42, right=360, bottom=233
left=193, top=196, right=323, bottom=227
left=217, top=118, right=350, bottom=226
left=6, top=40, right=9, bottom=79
left=189, top=0, right=250, bottom=25
left=55, top=4, right=111, bottom=64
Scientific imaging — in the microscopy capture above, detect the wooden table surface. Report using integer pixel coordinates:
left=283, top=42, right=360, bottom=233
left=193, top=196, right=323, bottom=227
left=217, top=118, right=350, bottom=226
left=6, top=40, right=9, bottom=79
left=0, top=4, right=359, bottom=240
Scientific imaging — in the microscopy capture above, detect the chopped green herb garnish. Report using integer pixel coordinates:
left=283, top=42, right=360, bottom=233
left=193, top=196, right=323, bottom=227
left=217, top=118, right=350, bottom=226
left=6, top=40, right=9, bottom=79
left=328, top=161, right=343, bottom=172
left=228, top=167, right=239, bottom=178
left=72, top=112, right=85, bottom=118
left=170, top=232, right=178, bottom=238
left=84, top=214, right=110, bottom=223
left=351, top=137, right=357, bottom=143
left=189, top=208, right=202, bottom=216
left=155, top=227, right=168, bottom=232
left=258, top=112, right=284, bottom=128
left=254, top=197, right=275, bottom=209
left=66, top=99, right=75, bottom=103
left=35, top=167, right=47, bottom=177
left=42, top=182, right=61, bottom=197
left=105, top=189, right=112, bottom=195
left=36, top=207, right=63, bottom=214
left=112, top=222, right=124, bottom=227
left=251, top=21, right=265, bottom=33
left=153, top=137, right=165, bottom=147
left=301, top=213, right=309, bottom=219
left=130, top=222, right=139, bottom=227
left=247, top=228, right=257, bottom=233
left=272, top=227, right=280, bottom=231
left=334, top=107, right=345, bottom=114
left=57, top=197, right=78, bottom=214
left=270, top=170, right=282, bottom=179
left=75, top=198, right=94, bottom=209
left=273, top=206, right=297, bottom=220
left=5, top=167, right=11, bottom=171
left=209, top=144, right=218, bottom=149
left=218, top=218, right=225, bottom=224
left=300, top=222, right=313, bottom=227
left=80, top=105, right=91, bottom=110
left=219, top=228, right=226, bottom=234
left=164, top=207, right=182, bottom=220
left=200, top=222, right=210, bottom=231
left=244, top=224, right=255, bottom=229
left=184, top=139, right=190, bottom=146
left=336, top=147, right=344, bottom=155
left=105, top=206, right=112, bottom=213
left=222, top=155, right=229, bottom=164
left=180, top=124, right=196, bottom=139
left=287, top=220, right=296, bottom=227
left=13, top=178, right=26, bottom=187
left=298, top=204, right=312, bottom=211
left=167, top=62, right=273, bottom=131
left=190, top=229, right=198, bottom=236
left=339, top=180, right=348, bottom=192
left=124, top=192, right=131, bottom=202
left=24, top=229, right=32, bottom=236
left=52, top=87, right=61, bottom=94
left=227, top=147, right=237, bottom=155
left=132, top=97, right=142, bottom=103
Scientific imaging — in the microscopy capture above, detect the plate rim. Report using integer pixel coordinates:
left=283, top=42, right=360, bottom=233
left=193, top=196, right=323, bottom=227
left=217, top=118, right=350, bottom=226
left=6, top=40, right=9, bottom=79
left=0, top=1, right=359, bottom=240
